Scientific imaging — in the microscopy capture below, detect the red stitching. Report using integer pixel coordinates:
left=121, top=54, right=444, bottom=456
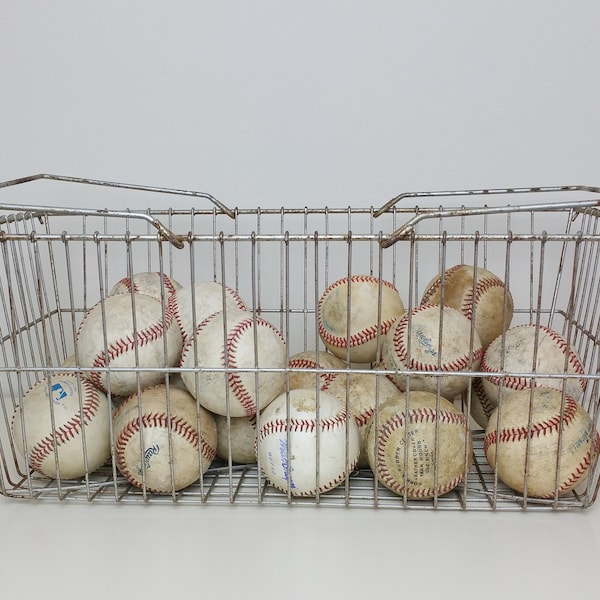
left=420, top=264, right=465, bottom=305
left=26, top=379, right=102, bottom=473
left=483, top=396, right=580, bottom=452
left=317, top=276, right=400, bottom=350
left=180, top=313, right=285, bottom=417
left=81, top=296, right=176, bottom=392
left=484, top=408, right=600, bottom=498
left=288, top=357, right=339, bottom=389
left=391, top=304, right=483, bottom=371
left=481, top=324, right=586, bottom=394
left=374, top=407, right=468, bottom=497
left=258, top=409, right=356, bottom=496
left=115, top=411, right=214, bottom=492
left=472, top=377, right=496, bottom=420
left=258, top=411, right=350, bottom=441
left=225, top=316, right=285, bottom=416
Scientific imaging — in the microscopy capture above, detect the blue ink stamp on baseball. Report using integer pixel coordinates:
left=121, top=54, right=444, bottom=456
left=137, top=444, right=160, bottom=475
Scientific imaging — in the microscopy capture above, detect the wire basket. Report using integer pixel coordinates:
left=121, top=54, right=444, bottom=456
left=1, top=174, right=599, bottom=510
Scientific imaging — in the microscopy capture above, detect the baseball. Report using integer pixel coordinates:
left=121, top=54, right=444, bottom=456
left=481, top=324, right=586, bottom=403
left=484, top=387, right=599, bottom=498
left=12, top=373, right=111, bottom=479
left=256, top=388, right=360, bottom=497
left=365, top=391, right=472, bottom=499
left=214, top=413, right=257, bottom=464
left=109, top=271, right=183, bottom=301
left=317, top=275, right=405, bottom=364
left=288, top=350, right=403, bottom=467
left=420, top=264, right=514, bottom=349
left=381, top=303, right=483, bottom=398
left=179, top=309, right=287, bottom=417
left=113, top=384, right=217, bottom=493
left=75, top=292, right=183, bottom=397
left=466, top=377, right=497, bottom=429
left=172, top=280, right=247, bottom=342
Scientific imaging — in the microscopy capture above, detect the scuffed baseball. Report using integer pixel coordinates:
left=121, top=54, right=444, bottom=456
left=256, top=388, right=360, bottom=497
left=420, top=264, right=514, bottom=349
left=12, top=373, right=111, bottom=479
left=288, top=350, right=403, bottom=467
left=179, top=309, right=287, bottom=417
left=214, top=413, right=257, bottom=464
left=466, top=377, right=497, bottom=429
left=113, top=384, right=217, bottom=493
left=75, top=293, right=183, bottom=397
left=109, top=271, right=182, bottom=301
left=481, top=324, right=586, bottom=403
left=317, top=275, right=405, bottom=364
left=381, top=303, right=483, bottom=398
left=365, top=391, right=472, bottom=499
left=484, top=387, right=599, bottom=498
left=172, top=280, right=247, bottom=342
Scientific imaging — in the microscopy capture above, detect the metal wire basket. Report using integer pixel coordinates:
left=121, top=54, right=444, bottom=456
left=1, top=174, right=599, bottom=510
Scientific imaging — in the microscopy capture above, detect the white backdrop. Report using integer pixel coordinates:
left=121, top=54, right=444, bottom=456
left=1, top=3, right=600, bottom=599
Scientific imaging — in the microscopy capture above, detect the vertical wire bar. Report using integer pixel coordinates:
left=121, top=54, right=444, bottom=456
left=62, top=237, right=94, bottom=500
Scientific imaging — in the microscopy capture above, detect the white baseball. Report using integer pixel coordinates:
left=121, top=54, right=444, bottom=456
left=172, top=281, right=247, bottom=342
left=317, top=275, right=405, bottom=364
left=113, top=384, right=217, bottom=493
left=256, top=388, right=360, bottom=497
left=288, top=350, right=403, bottom=467
left=481, top=324, right=586, bottom=403
left=109, top=271, right=183, bottom=301
left=365, top=391, right=472, bottom=499
left=12, top=373, right=111, bottom=479
left=381, top=303, right=483, bottom=398
left=420, top=263, right=514, bottom=349
left=214, top=413, right=257, bottom=464
left=75, top=293, right=183, bottom=397
left=179, top=309, right=286, bottom=417
left=484, top=387, right=599, bottom=498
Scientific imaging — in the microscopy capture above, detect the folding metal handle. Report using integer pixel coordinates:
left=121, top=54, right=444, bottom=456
left=375, top=185, right=600, bottom=248
left=0, top=173, right=236, bottom=249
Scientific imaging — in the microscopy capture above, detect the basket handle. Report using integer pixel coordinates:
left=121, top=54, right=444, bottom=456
left=0, top=173, right=236, bottom=249
left=375, top=185, right=600, bottom=248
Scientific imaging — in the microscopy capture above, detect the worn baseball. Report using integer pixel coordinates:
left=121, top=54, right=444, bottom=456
left=256, top=388, right=360, bottom=497
left=481, top=324, right=586, bottom=403
left=172, top=281, right=247, bottom=342
left=466, top=377, right=497, bottom=429
left=317, top=275, right=405, bottom=364
left=75, top=293, right=183, bottom=397
left=214, top=413, right=257, bottom=464
left=420, top=264, right=514, bottom=349
left=484, top=387, right=599, bottom=498
left=109, top=271, right=183, bottom=302
left=113, top=384, right=217, bottom=493
left=381, top=303, right=483, bottom=398
left=365, top=391, right=472, bottom=499
left=288, top=350, right=403, bottom=467
left=12, top=373, right=111, bottom=479
left=179, top=309, right=286, bottom=417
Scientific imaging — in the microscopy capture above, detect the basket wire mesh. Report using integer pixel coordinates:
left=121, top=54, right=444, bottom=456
left=0, top=174, right=599, bottom=510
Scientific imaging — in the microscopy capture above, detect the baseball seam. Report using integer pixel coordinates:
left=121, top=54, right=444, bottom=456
left=481, top=324, right=586, bottom=394
left=77, top=296, right=176, bottom=392
left=115, top=412, right=214, bottom=493
left=392, top=304, right=483, bottom=372
left=26, top=380, right=102, bottom=474
left=483, top=396, right=579, bottom=451
left=317, top=276, right=400, bottom=350
left=258, top=410, right=356, bottom=497
left=375, top=407, right=469, bottom=498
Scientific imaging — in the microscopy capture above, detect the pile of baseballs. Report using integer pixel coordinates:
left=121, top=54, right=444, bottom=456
left=10, top=264, right=599, bottom=501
